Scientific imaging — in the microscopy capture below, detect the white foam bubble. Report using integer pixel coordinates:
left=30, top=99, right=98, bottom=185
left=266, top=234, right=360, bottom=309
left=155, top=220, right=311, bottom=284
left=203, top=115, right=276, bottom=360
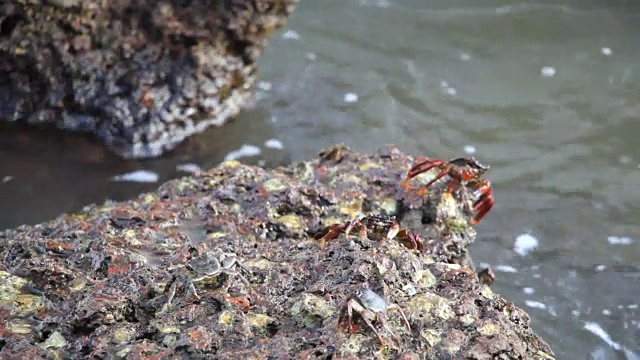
left=540, top=66, right=556, bottom=77
left=264, top=138, right=284, bottom=150
left=601, top=47, right=613, bottom=56
left=282, top=29, right=300, bottom=40
left=463, top=145, right=476, bottom=154
left=618, top=155, right=632, bottom=164
left=523, top=287, right=535, bottom=295
left=514, top=233, right=539, bottom=256
left=358, top=0, right=392, bottom=8
left=343, top=92, right=359, bottom=103
left=257, top=81, right=272, bottom=91
left=495, top=5, right=511, bottom=14
left=112, top=170, right=159, bottom=183
left=1, top=176, right=13, bottom=183
left=595, top=264, right=607, bottom=272
left=525, top=300, right=547, bottom=310
left=494, top=265, right=518, bottom=273
left=460, top=52, right=471, bottom=61
left=439, top=80, right=457, bottom=95
left=176, top=163, right=202, bottom=175
left=583, top=322, right=621, bottom=351
left=607, top=236, right=633, bottom=245
left=224, top=144, right=262, bottom=162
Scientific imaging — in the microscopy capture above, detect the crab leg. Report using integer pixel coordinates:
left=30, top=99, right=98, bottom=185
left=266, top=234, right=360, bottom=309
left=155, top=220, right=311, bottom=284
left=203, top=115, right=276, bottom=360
left=360, top=314, right=386, bottom=344
left=402, top=159, right=446, bottom=190
left=339, top=302, right=384, bottom=344
left=445, top=177, right=461, bottom=194
left=472, top=197, right=493, bottom=225
left=388, top=303, right=411, bottom=331
left=396, top=229, right=424, bottom=252
left=416, top=169, right=450, bottom=197
left=470, top=180, right=494, bottom=225
left=313, top=223, right=348, bottom=248
left=406, top=159, right=446, bottom=178
left=383, top=222, right=400, bottom=241
left=344, top=214, right=366, bottom=238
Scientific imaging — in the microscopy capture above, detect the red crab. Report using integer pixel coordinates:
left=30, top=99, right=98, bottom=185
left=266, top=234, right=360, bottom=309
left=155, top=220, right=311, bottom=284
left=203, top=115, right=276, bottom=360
left=313, top=214, right=424, bottom=251
left=402, top=157, right=494, bottom=225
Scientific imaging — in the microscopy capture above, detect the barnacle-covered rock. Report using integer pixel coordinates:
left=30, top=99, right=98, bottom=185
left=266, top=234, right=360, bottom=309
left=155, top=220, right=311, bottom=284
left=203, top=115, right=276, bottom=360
left=0, top=145, right=555, bottom=359
left=0, top=0, right=298, bottom=158
left=290, top=293, right=337, bottom=328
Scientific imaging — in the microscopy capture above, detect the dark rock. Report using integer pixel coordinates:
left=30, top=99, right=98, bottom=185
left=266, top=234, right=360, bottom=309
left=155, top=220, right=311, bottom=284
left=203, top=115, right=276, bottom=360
left=0, top=145, right=555, bottom=359
left=0, top=0, right=297, bottom=158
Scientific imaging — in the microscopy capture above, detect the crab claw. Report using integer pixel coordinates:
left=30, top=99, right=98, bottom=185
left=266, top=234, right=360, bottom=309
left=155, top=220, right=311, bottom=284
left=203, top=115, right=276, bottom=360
left=396, top=229, right=424, bottom=252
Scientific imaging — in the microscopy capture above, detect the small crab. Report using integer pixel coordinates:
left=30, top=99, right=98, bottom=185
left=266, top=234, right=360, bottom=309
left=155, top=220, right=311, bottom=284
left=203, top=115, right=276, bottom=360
left=186, top=251, right=250, bottom=285
left=313, top=214, right=423, bottom=251
left=402, top=156, right=494, bottom=224
left=338, top=288, right=411, bottom=345
left=166, top=251, right=250, bottom=302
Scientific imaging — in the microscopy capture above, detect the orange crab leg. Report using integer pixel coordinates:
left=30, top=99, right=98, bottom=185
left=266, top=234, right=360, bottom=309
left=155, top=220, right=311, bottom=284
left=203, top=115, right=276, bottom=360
left=313, top=223, right=348, bottom=248
left=406, top=159, right=446, bottom=178
left=416, top=169, right=450, bottom=197
left=402, top=159, right=446, bottom=190
left=445, top=177, right=461, bottom=193
left=472, top=196, right=493, bottom=224
left=470, top=180, right=494, bottom=224
left=396, top=229, right=424, bottom=252
left=444, top=167, right=480, bottom=194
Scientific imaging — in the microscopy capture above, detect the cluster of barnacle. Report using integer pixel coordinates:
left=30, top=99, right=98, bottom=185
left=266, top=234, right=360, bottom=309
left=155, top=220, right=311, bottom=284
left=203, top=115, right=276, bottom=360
left=311, top=156, right=495, bottom=347
left=138, top=156, right=495, bottom=350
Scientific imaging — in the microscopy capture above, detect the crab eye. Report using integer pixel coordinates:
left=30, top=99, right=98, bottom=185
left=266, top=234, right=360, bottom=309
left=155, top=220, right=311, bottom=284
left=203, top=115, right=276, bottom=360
left=476, top=163, right=489, bottom=171
left=449, top=157, right=470, bottom=167
left=451, top=157, right=488, bottom=171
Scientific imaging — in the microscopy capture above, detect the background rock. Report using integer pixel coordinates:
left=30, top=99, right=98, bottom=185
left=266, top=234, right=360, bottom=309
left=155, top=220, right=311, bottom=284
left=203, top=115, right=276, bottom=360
left=0, top=0, right=298, bottom=158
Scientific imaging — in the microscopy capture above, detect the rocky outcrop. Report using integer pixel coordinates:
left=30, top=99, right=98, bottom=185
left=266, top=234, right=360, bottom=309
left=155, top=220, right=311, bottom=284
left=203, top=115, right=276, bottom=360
left=0, top=145, right=555, bottom=359
left=0, top=0, right=298, bottom=158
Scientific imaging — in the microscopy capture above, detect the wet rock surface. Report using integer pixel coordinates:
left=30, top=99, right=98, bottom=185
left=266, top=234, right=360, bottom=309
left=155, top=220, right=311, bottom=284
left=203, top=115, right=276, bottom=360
left=0, top=0, right=297, bottom=158
left=0, top=145, right=555, bottom=359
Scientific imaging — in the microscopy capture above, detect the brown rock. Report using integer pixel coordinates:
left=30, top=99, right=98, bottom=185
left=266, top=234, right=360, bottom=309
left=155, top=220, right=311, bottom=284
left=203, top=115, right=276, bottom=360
left=0, top=146, right=555, bottom=359
left=0, top=0, right=297, bottom=158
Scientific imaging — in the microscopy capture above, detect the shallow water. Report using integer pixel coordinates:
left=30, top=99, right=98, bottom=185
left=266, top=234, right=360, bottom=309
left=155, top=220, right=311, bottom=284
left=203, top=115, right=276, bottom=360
left=1, top=0, right=639, bottom=357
